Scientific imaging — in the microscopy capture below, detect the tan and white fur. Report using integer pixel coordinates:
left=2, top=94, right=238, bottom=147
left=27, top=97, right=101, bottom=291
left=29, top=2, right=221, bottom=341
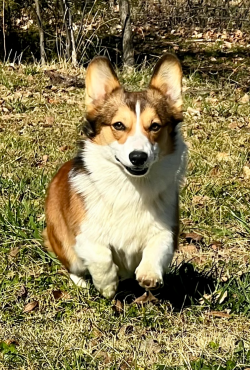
left=44, top=54, right=187, bottom=299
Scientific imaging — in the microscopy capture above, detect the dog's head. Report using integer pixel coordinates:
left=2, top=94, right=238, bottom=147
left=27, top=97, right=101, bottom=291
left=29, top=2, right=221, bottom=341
left=84, top=54, right=183, bottom=177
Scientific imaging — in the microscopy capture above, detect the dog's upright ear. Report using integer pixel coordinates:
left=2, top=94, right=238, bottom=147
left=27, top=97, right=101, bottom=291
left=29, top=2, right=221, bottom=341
left=85, top=56, right=120, bottom=113
left=149, top=53, right=183, bottom=119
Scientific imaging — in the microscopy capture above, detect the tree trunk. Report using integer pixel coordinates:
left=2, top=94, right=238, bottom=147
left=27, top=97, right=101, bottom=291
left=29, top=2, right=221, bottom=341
left=119, top=0, right=134, bottom=67
left=67, top=3, right=77, bottom=65
left=34, top=0, right=46, bottom=65
left=59, top=0, right=72, bottom=61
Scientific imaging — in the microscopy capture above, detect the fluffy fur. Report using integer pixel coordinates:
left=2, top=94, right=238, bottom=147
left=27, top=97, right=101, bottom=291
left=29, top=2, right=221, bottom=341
left=44, top=53, right=187, bottom=299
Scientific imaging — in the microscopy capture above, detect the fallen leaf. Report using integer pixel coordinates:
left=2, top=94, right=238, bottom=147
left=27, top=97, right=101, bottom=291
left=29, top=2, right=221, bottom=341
left=140, top=339, right=161, bottom=354
left=119, top=325, right=134, bottom=337
left=224, top=41, right=232, bottom=49
left=52, top=290, right=63, bottom=300
left=209, top=241, right=223, bottom=250
left=192, top=195, right=210, bottom=205
left=187, top=106, right=201, bottom=116
left=47, top=98, right=59, bottom=104
left=134, top=291, right=159, bottom=304
left=240, top=94, right=249, bottom=104
left=59, top=145, right=70, bottom=152
left=45, top=116, right=54, bottom=125
left=17, top=286, right=28, bottom=300
left=42, top=155, right=48, bottom=164
left=52, top=290, right=70, bottom=300
left=199, top=293, right=213, bottom=304
left=221, top=276, right=228, bottom=282
left=183, top=232, right=203, bottom=244
left=193, top=256, right=207, bottom=264
left=9, top=247, right=19, bottom=257
left=244, top=256, right=249, bottom=263
left=112, top=299, right=123, bottom=314
left=243, top=166, right=250, bottom=180
left=228, top=122, right=238, bottom=129
left=5, top=339, right=19, bottom=346
left=218, top=291, right=228, bottom=304
left=210, top=165, right=220, bottom=177
left=208, top=311, right=230, bottom=318
left=23, top=301, right=38, bottom=313
left=96, top=351, right=111, bottom=364
left=179, top=244, right=197, bottom=253
left=217, top=152, right=230, bottom=162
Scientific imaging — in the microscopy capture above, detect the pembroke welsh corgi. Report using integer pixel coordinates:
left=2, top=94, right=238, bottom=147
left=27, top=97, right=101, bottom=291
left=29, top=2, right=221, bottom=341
left=44, top=53, right=187, bottom=299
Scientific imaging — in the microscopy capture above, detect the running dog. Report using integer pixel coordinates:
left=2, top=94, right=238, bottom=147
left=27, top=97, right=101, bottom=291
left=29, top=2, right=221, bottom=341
left=44, top=53, right=187, bottom=299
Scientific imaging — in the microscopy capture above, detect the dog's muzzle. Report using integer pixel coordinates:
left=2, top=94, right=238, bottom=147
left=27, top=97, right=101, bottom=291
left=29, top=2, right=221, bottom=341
left=115, top=156, right=149, bottom=177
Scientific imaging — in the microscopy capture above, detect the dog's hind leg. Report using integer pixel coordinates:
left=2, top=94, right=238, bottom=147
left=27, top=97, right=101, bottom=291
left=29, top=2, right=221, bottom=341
left=74, top=235, right=119, bottom=299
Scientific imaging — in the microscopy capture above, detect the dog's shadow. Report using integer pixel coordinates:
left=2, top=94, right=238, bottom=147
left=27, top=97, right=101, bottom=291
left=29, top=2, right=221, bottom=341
left=115, top=262, right=215, bottom=310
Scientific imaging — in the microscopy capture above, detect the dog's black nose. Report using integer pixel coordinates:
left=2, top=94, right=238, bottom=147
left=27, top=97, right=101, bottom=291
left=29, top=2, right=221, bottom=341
left=129, top=151, right=148, bottom=166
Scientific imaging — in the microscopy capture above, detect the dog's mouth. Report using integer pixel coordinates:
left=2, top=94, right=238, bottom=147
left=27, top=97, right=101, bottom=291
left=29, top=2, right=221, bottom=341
left=115, top=157, right=149, bottom=177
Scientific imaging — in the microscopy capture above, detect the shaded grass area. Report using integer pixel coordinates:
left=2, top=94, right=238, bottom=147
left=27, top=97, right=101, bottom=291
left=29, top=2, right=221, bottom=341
left=0, top=42, right=250, bottom=369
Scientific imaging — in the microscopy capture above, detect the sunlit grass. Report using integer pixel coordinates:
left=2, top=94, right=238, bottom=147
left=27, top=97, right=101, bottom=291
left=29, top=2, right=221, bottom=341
left=0, top=47, right=250, bottom=369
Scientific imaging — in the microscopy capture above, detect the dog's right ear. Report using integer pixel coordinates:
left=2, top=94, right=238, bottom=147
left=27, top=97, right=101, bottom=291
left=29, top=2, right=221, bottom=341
left=85, top=56, right=120, bottom=113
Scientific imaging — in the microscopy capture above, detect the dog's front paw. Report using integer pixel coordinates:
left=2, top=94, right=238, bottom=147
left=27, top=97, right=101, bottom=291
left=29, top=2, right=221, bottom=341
left=136, top=265, right=163, bottom=290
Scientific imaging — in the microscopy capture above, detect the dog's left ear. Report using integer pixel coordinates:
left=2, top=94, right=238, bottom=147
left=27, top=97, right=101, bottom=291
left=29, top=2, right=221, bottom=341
left=85, top=56, right=120, bottom=113
left=149, top=53, right=183, bottom=118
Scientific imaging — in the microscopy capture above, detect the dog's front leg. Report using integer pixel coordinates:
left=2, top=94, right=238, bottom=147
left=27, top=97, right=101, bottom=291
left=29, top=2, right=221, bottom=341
left=75, top=237, right=119, bottom=299
left=135, top=230, right=174, bottom=290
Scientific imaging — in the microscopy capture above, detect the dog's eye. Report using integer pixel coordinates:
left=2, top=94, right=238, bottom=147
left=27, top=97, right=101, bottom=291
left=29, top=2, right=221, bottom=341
left=112, top=122, right=126, bottom=131
left=149, top=122, right=161, bottom=132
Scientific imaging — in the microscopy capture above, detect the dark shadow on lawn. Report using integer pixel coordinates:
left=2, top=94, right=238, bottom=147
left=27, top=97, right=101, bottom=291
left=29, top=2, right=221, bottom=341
left=115, top=261, right=216, bottom=311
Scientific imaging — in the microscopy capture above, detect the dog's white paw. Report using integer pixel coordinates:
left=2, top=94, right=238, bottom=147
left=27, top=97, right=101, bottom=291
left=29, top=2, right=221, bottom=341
left=70, top=274, right=88, bottom=288
left=136, top=265, right=163, bottom=290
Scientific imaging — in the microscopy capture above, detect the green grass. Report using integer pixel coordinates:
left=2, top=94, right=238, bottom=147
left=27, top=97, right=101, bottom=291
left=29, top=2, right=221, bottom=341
left=1, top=43, right=250, bottom=369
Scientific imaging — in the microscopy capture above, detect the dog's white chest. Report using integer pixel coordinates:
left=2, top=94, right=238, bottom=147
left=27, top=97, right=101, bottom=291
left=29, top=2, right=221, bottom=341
left=72, top=170, right=175, bottom=278
left=70, top=136, right=186, bottom=279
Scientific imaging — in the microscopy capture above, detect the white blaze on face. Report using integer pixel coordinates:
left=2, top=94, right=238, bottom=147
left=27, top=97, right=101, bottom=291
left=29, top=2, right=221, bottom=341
left=135, top=100, right=140, bottom=133
left=109, top=100, right=159, bottom=168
